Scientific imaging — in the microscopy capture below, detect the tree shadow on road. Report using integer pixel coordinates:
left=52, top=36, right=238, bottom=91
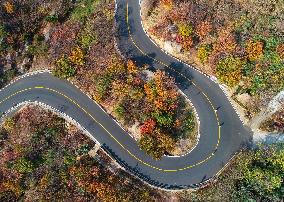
left=101, top=144, right=203, bottom=190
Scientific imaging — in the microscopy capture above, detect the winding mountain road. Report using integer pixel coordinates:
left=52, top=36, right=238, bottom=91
left=0, top=0, right=252, bottom=189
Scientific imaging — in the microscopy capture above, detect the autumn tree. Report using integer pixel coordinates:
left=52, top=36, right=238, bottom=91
left=160, top=0, right=173, bottom=10
left=276, top=44, right=284, bottom=58
left=178, top=23, right=193, bottom=37
left=197, top=44, right=212, bottom=64
left=196, top=21, right=212, bottom=40
left=69, top=46, right=85, bottom=66
left=177, top=35, right=194, bottom=51
left=140, top=119, right=156, bottom=135
left=246, top=40, right=264, bottom=61
left=52, top=56, right=76, bottom=79
left=111, top=80, right=130, bottom=99
left=49, top=23, right=81, bottom=59
left=213, top=29, right=237, bottom=54
left=144, top=70, right=178, bottom=112
left=216, top=56, right=244, bottom=87
left=3, top=2, right=14, bottom=14
left=127, top=59, right=138, bottom=74
left=152, top=111, right=174, bottom=127
left=3, top=117, right=15, bottom=133
left=139, top=129, right=175, bottom=159
left=235, top=144, right=284, bottom=201
left=13, top=157, right=34, bottom=174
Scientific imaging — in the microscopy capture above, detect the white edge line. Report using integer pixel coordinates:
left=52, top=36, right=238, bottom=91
left=167, top=89, right=201, bottom=158
left=0, top=70, right=51, bottom=93
left=0, top=1, right=243, bottom=190
left=138, top=0, right=245, bottom=125
left=0, top=101, right=100, bottom=146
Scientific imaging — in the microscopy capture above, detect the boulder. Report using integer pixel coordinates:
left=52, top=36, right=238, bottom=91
left=164, top=40, right=182, bottom=54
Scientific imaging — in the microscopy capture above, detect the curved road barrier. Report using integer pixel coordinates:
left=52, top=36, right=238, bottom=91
left=0, top=0, right=252, bottom=190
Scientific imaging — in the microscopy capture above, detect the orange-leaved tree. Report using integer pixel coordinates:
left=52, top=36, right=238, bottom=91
left=140, top=119, right=156, bottom=135
left=246, top=40, right=264, bottom=61
left=69, top=46, right=85, bottom=65
left=196, top=21, right=212, bottom=40
left=213, top=28, right=237, bottom=54
left=160, top=0, right=173, bottom=10
left=276, top=44, right=284, bottom=58
left=144, top=70, right=178, bottom=112
left=127, top=59, right=138, bottom=74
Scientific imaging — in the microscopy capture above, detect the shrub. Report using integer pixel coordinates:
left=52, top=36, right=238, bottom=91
left=197, top=44, right=212, bottom=63
left=0, top=69, right=17, bottom=86
left=0, top=24, right=7, bottom=40
left=177, top=23, right=193, bottom=38
left=246, top=40, right=264, bottom=61
left=76, top=144, right=91, bottom=155
left=53, top=56, right=76, bottom=79
left=45, top=15, right=59, bottom=23
left=69, top=46, right=85, bottom=66
left=140, top=119, right=156, bottom=135
left=241, top=61, right=255, bottom=77
left=0, top=129, right=8, bottom=141
left=138, top=130, right=174, bottom=159
left=262, top=36, right=281, bottom=51
left=235, top=144, right=284, bottom=201
left=139, top=135, right=162, bottom=159
left=78, top=31, right=97, bottom=49
left=13, top=157, right=34, bottom=174
left=249, top=75, right=267, bottom=95
left=77, top=22, right=97, bottom=49
left=27, top=35, right=48, bottom=56
left=3, top=117, right=15, bottom=133
left=152, top=111, right=173, bottom=128
left=114, top=104, right=125, bottom=119
left=182, top=111, right=195, bottom=134
left=196, top=21, right=212, bottom=40
left=216, top=56, right=244, bottom=87
left=3, top=1, right=14, bottom=14
left=94, top=73, right=113, bottom=101
left=276, top=44, right=284, bottom=58
left=70, top=0, right=97, bottom=22
left=263, top=50, right=282, bottom=66
left=0, top=24, right=7, bottom=51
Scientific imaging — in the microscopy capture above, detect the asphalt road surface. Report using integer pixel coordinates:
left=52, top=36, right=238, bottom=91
left=0, top=0, right=252, bottom=189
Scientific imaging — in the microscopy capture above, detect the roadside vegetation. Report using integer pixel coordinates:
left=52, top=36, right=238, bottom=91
left=180, top=144, right=284, bottom=201
left=0, top=105, right=164, bottom=201
left=1, top=0, right=283, bottom=201
left=0, top=0, right=197, bottom=159
left=90, top=59, right=197, bottom=159
left=1, top=106, right=282, bottom=201
left=49, top=0, right=197, bottom=159
left=142, top=0, right=284, bottom=120
left=0, top=0, right=73, bottom=86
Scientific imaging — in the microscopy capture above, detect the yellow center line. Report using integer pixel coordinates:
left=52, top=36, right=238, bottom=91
left=125, top=3, right=221, bottom=163
left=0, top=82, right=219, bottom=172
left=0, top=4, right=222, bottom=171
